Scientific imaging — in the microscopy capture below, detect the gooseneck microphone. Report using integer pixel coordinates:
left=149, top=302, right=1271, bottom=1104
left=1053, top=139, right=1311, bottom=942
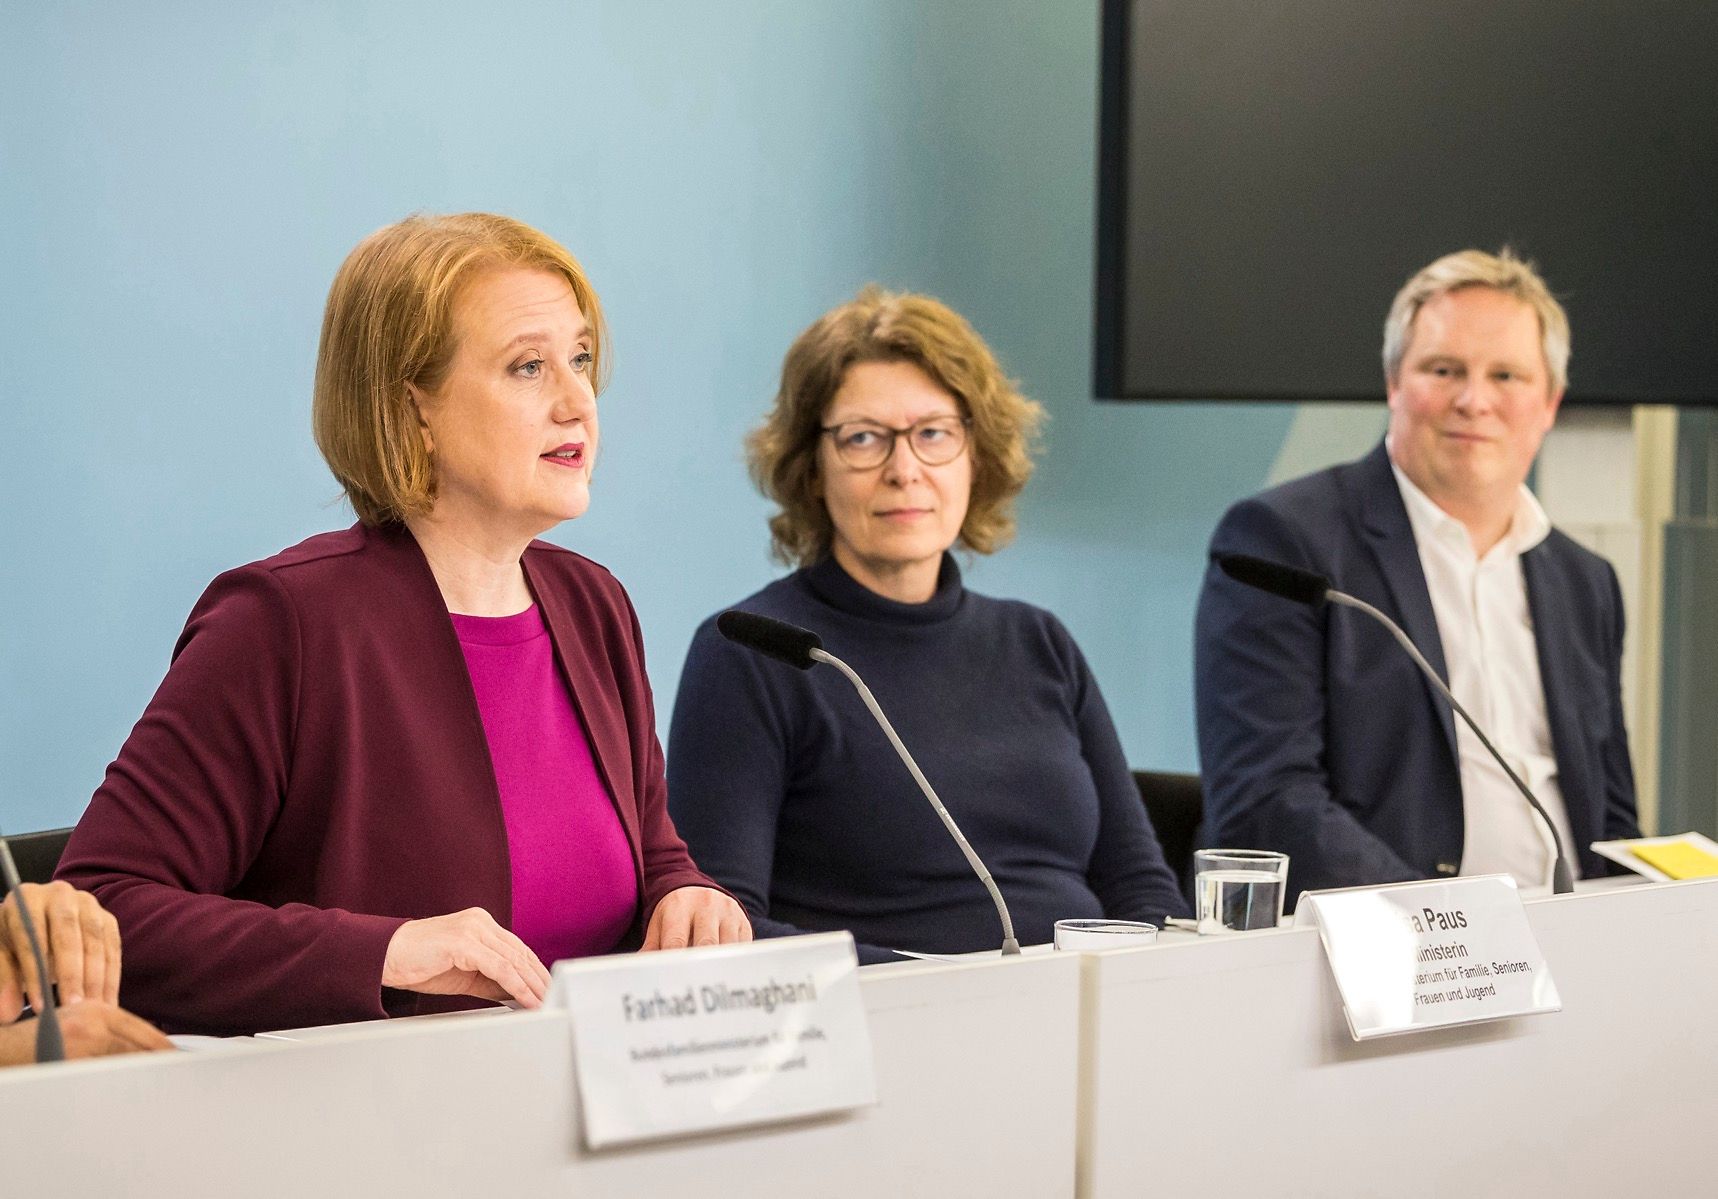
left=714, top=610, right=823, bottom=670
left=1216, top=553, right=1575, bottom=896
left=0, top=828, right=66, bottom=1062
left=715, top=610, right=1022, bottom=954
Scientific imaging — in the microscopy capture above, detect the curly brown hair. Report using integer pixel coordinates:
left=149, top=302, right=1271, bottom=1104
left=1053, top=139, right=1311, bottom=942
left=747, top=287, right=1044, bottom=566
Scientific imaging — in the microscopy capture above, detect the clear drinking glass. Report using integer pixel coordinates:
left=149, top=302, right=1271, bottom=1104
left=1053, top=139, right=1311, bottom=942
left=1194, top=849, right=1288, bottom=934
left=1053, top=919, right=1159, bottom=951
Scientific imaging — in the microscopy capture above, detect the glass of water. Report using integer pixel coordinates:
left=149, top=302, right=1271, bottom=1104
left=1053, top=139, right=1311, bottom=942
left=1194, top=849, right=1288, bottom=934
left=1053, top=919, right=1159, bottom=951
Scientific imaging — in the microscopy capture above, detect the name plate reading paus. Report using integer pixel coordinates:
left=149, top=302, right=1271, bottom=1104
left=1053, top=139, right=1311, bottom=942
left=555, top=931, right=876, bottom=1148
left=1297, top=875, right=1560, bottom=1041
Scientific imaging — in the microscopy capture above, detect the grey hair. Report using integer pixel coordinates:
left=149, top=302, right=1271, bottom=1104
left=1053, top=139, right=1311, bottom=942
left=1382, top=248, right=1570, bottom=393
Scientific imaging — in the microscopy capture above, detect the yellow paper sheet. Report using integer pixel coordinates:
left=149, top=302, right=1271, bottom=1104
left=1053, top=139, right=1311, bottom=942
left=1630, top=840, right=1718, bottom=880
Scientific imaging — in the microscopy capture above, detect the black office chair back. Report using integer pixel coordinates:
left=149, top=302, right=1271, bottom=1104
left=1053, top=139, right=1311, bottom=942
left=2, top=827, right=74, bottom=886
left=1132, top=770, right=1202, bottom=903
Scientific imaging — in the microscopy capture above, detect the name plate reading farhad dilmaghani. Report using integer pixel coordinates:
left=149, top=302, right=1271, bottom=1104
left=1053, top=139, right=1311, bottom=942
left=554, top=931, right=876, bottom=1149
left=1296, top=874, right=1560, bottom=1041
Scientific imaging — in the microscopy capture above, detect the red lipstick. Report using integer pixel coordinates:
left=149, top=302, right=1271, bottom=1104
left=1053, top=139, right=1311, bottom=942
left=541, top=442, right=586, bottom=468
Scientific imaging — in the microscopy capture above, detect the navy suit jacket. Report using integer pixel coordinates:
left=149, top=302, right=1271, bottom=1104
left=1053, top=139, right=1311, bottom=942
left=1194, top=443, right=1640, bottom=901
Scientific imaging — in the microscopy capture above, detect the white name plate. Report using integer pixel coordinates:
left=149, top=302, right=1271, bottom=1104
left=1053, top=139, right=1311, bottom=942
left=1296, top=875, right=1560, bottom=1041
left=554, top=931, right=876, bottom=1149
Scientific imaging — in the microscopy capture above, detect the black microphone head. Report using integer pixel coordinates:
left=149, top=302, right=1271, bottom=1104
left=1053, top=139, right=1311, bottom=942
left=715, top=610, right=824, bottom=670
left=1216, top=553, right=1332, bottom=608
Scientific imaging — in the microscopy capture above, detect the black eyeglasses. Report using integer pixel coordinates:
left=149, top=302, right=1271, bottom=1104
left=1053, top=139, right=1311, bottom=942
left=820, top=416, right=971, bottom=469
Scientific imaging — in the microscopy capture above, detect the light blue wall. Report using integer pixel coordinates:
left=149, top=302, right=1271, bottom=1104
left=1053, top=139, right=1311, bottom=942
left=1, top=1, right=1326, bottom=834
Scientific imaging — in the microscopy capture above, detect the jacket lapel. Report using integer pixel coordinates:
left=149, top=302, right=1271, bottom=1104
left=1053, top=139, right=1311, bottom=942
left=1521, top=547, right=1592, bottom=849
left=1348, top=444, right=1459, bottom=763
left=368, top=521, right=516, bottom=923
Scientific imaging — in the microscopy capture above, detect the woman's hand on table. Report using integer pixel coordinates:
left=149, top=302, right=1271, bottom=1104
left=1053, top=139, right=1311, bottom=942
left=641, top=887, right=753, bottom=952
left=382, top=908, right=550, bottom=1008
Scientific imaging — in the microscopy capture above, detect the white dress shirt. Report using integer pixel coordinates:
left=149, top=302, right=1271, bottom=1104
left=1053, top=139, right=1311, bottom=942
left=1390, top=463, right=1580, bottom=889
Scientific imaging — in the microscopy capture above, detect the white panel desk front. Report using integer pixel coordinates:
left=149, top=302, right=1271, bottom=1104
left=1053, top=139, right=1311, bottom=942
left=0, top=950, right=1080, bottom=1198
left=1077, top=877, right=1718, bottom=1198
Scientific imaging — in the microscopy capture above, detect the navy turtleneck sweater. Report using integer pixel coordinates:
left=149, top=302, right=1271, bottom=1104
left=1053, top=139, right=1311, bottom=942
left=667, top=554, right=1189, bottom=962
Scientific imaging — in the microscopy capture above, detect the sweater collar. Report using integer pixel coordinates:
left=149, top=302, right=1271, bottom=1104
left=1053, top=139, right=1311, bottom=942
left=802, top=553, right=965, bottom=626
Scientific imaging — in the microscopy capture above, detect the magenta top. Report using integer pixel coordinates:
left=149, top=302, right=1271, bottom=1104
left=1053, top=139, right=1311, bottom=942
left=451, top=605, right=637, bottom=966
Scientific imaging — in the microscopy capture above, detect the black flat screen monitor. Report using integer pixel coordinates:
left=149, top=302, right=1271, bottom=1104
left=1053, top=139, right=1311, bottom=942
left=1095, top=0, right=1718, bottom=405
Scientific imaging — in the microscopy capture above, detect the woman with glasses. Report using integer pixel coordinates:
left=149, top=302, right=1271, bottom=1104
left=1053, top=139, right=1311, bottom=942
left=666, top=288, right=1189, bottom=961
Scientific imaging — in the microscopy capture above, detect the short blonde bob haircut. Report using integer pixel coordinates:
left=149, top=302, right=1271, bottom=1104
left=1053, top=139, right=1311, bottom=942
left=1383, top=247, right=1570, bottom=393
left=748, top=287, right=1044, bottom=567
left=313, top=212, right=607, bottom=526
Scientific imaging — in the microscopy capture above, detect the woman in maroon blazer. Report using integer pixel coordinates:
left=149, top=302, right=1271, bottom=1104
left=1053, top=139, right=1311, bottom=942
left=58, top=214, right=749, bottom=1036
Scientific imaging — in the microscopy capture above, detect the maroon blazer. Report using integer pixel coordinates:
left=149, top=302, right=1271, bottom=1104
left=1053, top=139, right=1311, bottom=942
left=58, top=522, right=718, bottom=1035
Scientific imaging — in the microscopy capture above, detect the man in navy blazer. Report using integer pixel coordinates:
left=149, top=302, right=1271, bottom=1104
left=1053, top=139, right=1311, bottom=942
left=1195, top=249, right=1640, bottom=902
